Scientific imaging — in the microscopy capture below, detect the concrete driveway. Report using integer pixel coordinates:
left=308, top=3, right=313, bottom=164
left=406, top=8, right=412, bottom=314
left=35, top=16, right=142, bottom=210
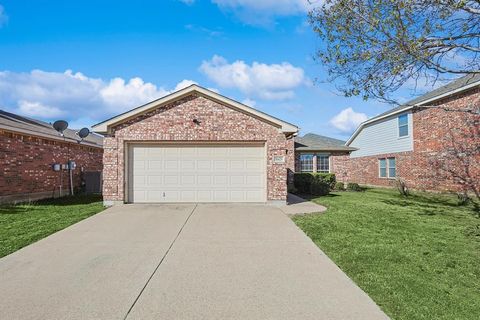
left=0, top=204, right=388, bottom=320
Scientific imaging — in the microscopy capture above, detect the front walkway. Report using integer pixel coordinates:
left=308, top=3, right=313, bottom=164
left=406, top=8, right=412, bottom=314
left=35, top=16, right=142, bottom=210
left=0, top=203, right=388, bottom=320
left=280, top=193, right=327, bottom=215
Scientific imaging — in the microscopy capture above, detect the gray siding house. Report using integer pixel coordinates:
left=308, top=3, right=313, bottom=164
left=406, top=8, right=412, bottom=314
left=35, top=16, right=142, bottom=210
left=348, top=111, right=413, bottom=158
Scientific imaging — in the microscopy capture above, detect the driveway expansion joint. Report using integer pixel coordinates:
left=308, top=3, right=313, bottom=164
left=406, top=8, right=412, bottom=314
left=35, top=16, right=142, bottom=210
left=123, top=203, right=198, bottom=320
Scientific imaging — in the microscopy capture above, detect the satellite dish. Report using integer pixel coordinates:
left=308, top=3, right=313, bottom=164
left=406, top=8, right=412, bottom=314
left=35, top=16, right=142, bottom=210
left=53, top=120, right=68, bottom=136
left=78, top=128, right=90, bottom=139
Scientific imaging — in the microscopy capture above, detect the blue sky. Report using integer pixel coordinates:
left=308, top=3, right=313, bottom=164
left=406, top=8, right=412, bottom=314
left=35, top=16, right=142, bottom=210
left=0, top=0, right=413, bottom=140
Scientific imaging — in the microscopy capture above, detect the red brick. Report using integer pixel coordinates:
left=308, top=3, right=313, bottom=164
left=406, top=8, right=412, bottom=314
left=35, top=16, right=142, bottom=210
left=102, top=94, right=295, bottom=202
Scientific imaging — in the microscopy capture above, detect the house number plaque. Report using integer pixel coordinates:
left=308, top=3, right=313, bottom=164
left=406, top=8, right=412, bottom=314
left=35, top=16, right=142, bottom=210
left=273, top=155, right=286, bottom=164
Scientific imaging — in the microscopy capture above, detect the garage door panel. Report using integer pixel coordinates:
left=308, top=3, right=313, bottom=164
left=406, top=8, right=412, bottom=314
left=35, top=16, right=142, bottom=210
left=164, top=175, right=179, bottom=185
left=230, top=175, right=245, bottom=185
left=165, top=160, right=178, bottom=170
left=230, top=160, right=244, bottom=170
left=129, top=145, right=266, bottom=203
left=230, top=190, right=245, bottom=201
left=133, top=190, right=147, bottom=202
left=134, top=160, right=146, bottom=169
left=181, top=175, right=195, bottom=185
left=147, top=175, right=163, bottom=185
left=246, top=190, right=263, bottom=201
left=197, top=190, right=213, bottom=202
left=197, top=175, right=213, bottom=185
left=246, top=175, right=262, bottom=185
left=213, top=190, right=229, bottom=201
left=148, top=160, right=163, bottom=170
left=180, top=160, right=195, bottom=170
left=214, top=176, right=228, bottom=186
left=246, top=160, right=262, bottom=170
left=213, top=160, right=227, bottom=170
left=180, top=190, right=195, bottom=201
left=196, top=160, right=211, bottom=170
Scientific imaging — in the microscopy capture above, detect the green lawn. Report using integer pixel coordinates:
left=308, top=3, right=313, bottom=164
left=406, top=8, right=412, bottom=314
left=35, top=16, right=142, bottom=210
left=0, top=195, right=104, bottom=258
left=293, top=188, right=480, bottom=320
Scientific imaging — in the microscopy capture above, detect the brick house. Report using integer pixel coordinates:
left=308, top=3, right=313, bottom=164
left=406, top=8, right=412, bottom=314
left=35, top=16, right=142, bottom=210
left=294, top=133, right=356, bottom=174
left=92, top=85, right=298, bottom=206
left=330, top=74, right=480, bottom=193
left=0, top=110, right=103, bottom=204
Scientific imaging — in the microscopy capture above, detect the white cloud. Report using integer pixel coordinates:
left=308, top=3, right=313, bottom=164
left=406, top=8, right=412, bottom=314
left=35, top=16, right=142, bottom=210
left=17, top=100, right=65, bottom=118
left=0, top=5, right=8, bottom=27
left=174, top=79, right=197, bottom=91
left=199, top=55, right=305, bottom=100
left=0, top=69, right=197, bottom=125
left=211, top=0, right=317, bottom=25
left=100, top=77, right=169, bottom=110
left=330, top=107, right=368, bottom=133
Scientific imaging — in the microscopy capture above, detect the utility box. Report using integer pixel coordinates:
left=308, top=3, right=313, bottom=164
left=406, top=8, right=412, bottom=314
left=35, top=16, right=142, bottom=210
left=84, top=171, right=102, bottom=194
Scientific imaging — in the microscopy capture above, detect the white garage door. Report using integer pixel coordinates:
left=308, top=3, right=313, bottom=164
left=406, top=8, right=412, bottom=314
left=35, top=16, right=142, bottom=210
left=128, top=144, right=266, bottom=203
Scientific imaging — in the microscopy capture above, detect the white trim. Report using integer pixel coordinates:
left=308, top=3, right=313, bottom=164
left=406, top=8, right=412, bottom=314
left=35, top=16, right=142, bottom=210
left=346, top=79, right=480, bottom=145
left=92, top=84, right=299, bottom=134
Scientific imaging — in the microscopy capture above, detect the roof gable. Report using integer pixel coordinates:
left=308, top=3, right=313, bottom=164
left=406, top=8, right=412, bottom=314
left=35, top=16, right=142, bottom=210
left=92, top=85, right=298, bottom=134
left=346, top=74, right=480, bottom=146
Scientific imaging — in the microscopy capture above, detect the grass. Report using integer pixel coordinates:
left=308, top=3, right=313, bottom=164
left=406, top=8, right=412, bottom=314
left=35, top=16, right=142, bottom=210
left=0, top=194, right=104, bottom=258
left=293, top=188, right=480, bottom=320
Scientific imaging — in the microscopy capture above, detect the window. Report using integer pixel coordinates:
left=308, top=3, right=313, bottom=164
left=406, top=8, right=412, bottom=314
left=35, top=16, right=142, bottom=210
left=299, top=154, right=313, bottom=172
left=379, top=157, right=396, bottom=178
left=379, top=158, right=387, bottom=178
left=316, top=154, right=330, bottom=173
left=388, top=158, right=396, bottom=178
left=398, top=114, right=409, bottom=137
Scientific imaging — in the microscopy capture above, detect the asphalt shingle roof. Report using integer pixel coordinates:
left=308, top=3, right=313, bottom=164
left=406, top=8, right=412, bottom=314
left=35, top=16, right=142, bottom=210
left=0, top=110, right=103, bottom=147
left=295, top=133, right=356, bottom=152
left=368, top=73, right=480, bottom=122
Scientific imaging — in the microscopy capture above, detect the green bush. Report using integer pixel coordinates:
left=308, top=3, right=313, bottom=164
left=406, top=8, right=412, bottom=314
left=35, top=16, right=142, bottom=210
left=310, top=176, right=331, bottom=196
left=347, top=182, right=361, bottom=191
left=294, top=173, right=335, bottom=195
left=316, top=173, right=336, bottom=189
left=293, top=173, right=315, bottom=193
left=335, top=181, right=345, bottom=191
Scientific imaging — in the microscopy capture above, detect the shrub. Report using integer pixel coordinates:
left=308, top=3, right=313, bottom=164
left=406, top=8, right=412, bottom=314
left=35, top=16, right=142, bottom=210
left=347, top=182, right=361, bottom=191
left=293, top=173, right=315, bottom=193
left=316, top=173, right=336, bottom=189
left=457, top=192, right=471, bottom=205
left=293, top=173, right=336, bottom=195
left=396, top=178, right=409, bottom=197
left=335, top=181, right=345, bottom=191
left=310, top=176, right=331, bottom=196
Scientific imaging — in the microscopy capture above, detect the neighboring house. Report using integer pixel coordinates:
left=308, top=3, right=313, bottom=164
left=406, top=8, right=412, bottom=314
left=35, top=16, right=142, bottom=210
left=294, top=133, right=356, bottom=174
left=334, top=74, right=480, bottom=193
left=0, top=110, right=103, bottom=204
left=92, top=85, right=298, bottom=205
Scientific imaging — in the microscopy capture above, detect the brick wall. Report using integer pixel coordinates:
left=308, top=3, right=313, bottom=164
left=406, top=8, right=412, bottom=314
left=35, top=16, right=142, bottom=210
left=0, top=130, right=103, bottom=202
left=331, top=87, right=480, bottom=193
left=102, top=94, right=294, bottom=203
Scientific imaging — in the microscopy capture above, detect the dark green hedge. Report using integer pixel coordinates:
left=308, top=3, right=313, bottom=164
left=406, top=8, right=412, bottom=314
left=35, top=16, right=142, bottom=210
left=293, top=173, right=336, bottom=196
